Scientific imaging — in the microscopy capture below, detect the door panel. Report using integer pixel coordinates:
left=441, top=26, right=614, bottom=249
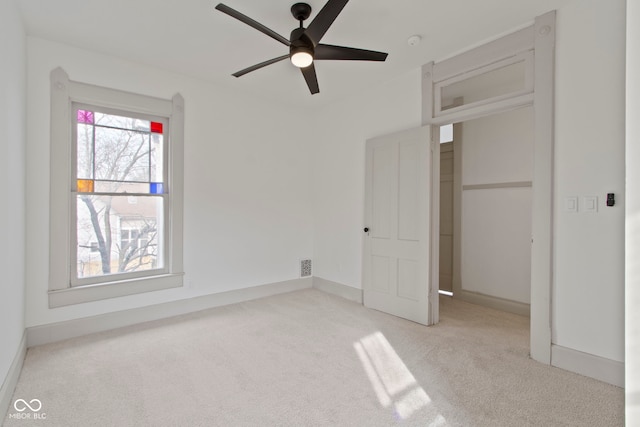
left=398, top=259, right=419, bottom=301
left=363, top=126, right=433, bottom=325
left=398, top=141, right=420, bottom=241
left=371, top=256, right=390, bottom=293
left=372, top=145, right=393, bottom=239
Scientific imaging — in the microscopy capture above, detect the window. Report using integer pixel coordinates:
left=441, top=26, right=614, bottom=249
left=49, top=68, right=184, bottom=307
left=73, top=106, right=166, bottom=283
left=433, top=51, right=534, bottom=118
left=439, top=124, right=453, bottom=144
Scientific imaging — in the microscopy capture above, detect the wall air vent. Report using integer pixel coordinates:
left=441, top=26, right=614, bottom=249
left=300, top=259, right=312, bottom=278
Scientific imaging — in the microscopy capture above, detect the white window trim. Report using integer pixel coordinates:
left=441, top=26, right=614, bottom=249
left=49, top=67, right=184, bottom=308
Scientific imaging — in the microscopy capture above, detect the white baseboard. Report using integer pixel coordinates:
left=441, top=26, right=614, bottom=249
left=313, top=277, right=363, bottom=303
left=455, top=289, right=530, bottom=317
left=551, top=344, right=624, bottom=387
left=28, top=278, right=312, bottom=347
left=0, top=331, right=27, bottom=422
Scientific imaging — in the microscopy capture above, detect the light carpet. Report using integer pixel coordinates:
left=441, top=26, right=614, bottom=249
left=3, top=289, right=623, bottom=426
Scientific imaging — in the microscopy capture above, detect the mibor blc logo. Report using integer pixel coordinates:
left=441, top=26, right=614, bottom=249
left=9, top=398, right=47, bottom=420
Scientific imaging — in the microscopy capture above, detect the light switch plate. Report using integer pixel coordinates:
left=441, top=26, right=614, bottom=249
left=583, top=196, right=598, bottom=213
left=564, top=197, right=578, bottom=213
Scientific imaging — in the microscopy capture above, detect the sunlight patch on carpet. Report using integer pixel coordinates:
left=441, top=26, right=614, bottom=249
left=354, top=331, right=446, bottom=423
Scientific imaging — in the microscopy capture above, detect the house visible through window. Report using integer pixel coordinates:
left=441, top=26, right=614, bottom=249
left=73, top=106, right=167, bottom=285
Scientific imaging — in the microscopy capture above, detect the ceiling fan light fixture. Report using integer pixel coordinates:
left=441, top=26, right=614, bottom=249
left=215, top=1, right=388, bottom=94
left=290, top=46, right=314, bottom=68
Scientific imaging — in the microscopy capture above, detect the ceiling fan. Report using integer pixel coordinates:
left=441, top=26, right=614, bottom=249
left=215, top=0, right=388, bottom=94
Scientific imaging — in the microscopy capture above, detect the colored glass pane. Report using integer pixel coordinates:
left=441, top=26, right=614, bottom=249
left=77, top=110, right=94, bottom=124
left=150, top=183, right=164, bottom=194
left=150, top=121, right=163, bottom=134
left=77, top=179, right=94, bottom=193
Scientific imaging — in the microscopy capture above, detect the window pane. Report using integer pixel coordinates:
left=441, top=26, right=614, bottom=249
left=150, top=121, right=163, bottom=134
left=94, top=127, right=150, bottom=182
left=94, top=181, right=149, bottom=194
left=77, top=123, right=94, bottom=179
left=76, top=194, right=164, bottom=278
left=94, top=112, right=150, bottom=131
left=150, top=183, right=164, bottom=194
left=440, top=124, right=453, bottom=144
left=77, top=179, right=94, bottom=193
left=441, top=61, right=526, bottom=111
left=77, top=110, right=94, bottom=124
left=150, top=133, right=163, bottom=183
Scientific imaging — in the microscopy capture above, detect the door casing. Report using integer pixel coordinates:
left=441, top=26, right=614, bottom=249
left=421, top=12, right=556, bottom=364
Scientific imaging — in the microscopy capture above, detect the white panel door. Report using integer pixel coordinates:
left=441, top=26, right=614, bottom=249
left=363, top=126, right=433, bottom=325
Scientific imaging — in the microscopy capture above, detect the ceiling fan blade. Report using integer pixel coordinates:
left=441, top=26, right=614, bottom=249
left=304, top=0, right=349, bottom=46
left=215, top=4, right=291, bottom=47
left=232, top=55, right=289, bottom=78
left=315, top=44, right=388, bottom=61
left=301, top=63, right=320, bottom=94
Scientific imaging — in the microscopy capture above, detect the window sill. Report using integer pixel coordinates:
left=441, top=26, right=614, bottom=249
left=48, top=273, right=184, bottom=308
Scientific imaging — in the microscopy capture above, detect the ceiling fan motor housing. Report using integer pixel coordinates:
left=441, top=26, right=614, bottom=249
left=290, top=27, right=314, bottom=57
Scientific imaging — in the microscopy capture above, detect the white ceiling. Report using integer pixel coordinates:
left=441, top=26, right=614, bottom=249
left=16, top=0, right=571, bottom=109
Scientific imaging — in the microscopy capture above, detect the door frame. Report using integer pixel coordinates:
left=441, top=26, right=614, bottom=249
left=421, top=12, right=556, bottom=364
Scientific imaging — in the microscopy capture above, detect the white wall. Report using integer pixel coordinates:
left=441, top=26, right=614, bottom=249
left=311, top=69, right=422, bottom=288
left=460, top=108, right=533, bottom=304
left=0, top=0, right=26, bottom=385
left=25, top=38, right=314, bottom=327
left=312, top=0, right=625, bottom=366
left=626, top=0, right=640, bottom=420
left=552, top=0, right=625, bottom=363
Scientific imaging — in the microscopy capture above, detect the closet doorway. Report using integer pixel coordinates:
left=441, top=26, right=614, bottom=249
left=438, top=106, right=534, bottom=317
